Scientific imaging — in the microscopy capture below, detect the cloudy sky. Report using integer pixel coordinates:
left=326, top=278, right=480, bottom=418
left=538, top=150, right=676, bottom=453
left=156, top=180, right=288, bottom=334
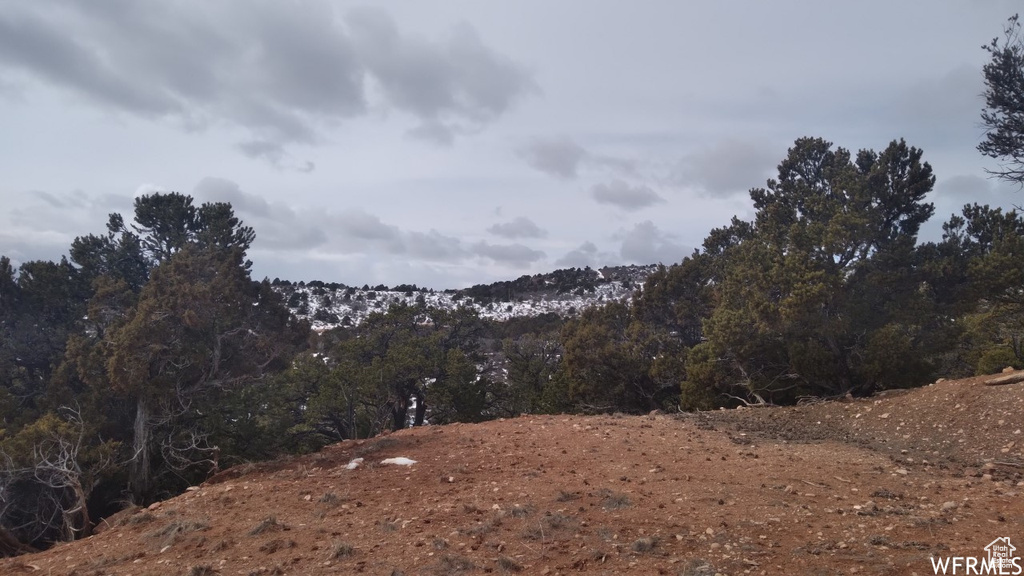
left=0, top=1, right=1020, bottom=288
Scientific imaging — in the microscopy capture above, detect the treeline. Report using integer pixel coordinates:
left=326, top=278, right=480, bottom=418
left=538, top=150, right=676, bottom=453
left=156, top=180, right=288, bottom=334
left=452, top=264, right=654, bottom=304
left=558, top=138, right=1024, bottom=412
left=3, top=140, right=1024, bottom=553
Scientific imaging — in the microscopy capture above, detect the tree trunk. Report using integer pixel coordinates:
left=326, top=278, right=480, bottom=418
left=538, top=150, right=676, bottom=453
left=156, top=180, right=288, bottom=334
left=130, top=397, right=152, bottom=503
left=391, top=395, right=408, bottom=431
left=0, top=526, right=36, bottom=558
left=413, top=388, right=426, bottom=426
left=69, top=480, right=92, bottom=539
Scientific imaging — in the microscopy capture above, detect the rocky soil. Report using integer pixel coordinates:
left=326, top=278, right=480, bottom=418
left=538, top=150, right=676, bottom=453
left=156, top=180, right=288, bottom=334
left=3, top=373, right=1022, bottom=576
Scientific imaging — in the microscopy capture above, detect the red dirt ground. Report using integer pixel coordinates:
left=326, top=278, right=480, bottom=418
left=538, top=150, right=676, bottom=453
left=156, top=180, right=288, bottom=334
left=3, top=372, right=1023, bottom=576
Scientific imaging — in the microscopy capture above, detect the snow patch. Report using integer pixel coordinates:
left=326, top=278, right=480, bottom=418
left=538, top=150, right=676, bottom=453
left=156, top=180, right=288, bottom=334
left=380, top=457, right=417, bottom=466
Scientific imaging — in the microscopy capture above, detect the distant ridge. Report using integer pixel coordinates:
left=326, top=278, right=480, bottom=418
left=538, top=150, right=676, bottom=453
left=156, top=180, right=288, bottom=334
left=270, top=264, right=658, bottom=329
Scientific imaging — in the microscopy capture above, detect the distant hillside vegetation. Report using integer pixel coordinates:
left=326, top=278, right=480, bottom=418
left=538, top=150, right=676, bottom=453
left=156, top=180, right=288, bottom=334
left=270, top=264, right=657, bottom=329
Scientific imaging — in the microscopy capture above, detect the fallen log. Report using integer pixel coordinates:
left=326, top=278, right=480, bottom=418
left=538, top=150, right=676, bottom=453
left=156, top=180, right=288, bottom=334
left=984, top=372, right=1024, bottom=386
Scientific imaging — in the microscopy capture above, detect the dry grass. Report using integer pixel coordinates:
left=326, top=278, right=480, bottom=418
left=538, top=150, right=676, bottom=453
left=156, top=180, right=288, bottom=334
left=496, top=555, right=523, bottom=572
left=258, top=538, right=296, bottom=554
left=523, top=512, right=576, bottom=541
left=679, top=558, right=717, bottom=576
left=354, top=436, right=398, bottom=457
left=327, top=540, right=354, bottom=559
left=599, top=489, right=631, bottom=510
left=555, top=489, right=580, bottom=502
left=434, top=554, right=475, bottom=575
left=123, top=511, right=157, bottom=526
left=631, top=537, right=656, bottom=553
left=509, top=504, right=533, bottom=518
left=149, top=519, right=210, bottom=547
left=248, top=516, right=286, bottom=536
left=318, top=492, right=343, bottom=505
left=459, top=513, right=503, bottom=538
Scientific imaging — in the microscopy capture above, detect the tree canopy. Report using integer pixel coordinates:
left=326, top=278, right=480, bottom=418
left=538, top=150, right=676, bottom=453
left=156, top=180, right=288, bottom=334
left=980, top=14, right=1024, bottom=186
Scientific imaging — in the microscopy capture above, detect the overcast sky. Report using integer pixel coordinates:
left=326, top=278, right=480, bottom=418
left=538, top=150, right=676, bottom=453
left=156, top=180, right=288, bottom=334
left=0, top=1, right=1020, bottom=288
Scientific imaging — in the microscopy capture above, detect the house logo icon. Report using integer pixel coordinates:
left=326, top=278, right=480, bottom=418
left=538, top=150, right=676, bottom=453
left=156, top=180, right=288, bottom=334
left=931, top=536, right=1022, bottom=574
left=986, top=538, right=1018, bottom=570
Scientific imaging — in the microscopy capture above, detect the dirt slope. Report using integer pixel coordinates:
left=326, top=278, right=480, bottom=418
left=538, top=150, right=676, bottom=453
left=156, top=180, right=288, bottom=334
left=3, top=374, right=1023, bottom=576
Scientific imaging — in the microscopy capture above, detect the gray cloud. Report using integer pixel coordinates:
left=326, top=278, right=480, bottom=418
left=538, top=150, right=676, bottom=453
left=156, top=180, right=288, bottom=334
left=406, top=230, right=469, bottom=262
left=878, top=65, right=983, bottom=147
left=1, top=190, right=133, bottom=267
left=934, top=174, right=1012, bottom=204
left=193, top=177, right=330, bottom=250
left=332, top=209, right=402, bottom=242
left=487, top=216, right=547, bottom=239
left=0, top=2, right=532, bottom=163
left=619, top=221, right=687, bottom=265
left=518, top=136, right=639, bottom=181
left=928, top=174, right=1022, bottom=229
left=191, top=178, right=473, bottom=261
left=194, top=177, right=271, bottom=217
left=555, top=241, right=604, bottom=268
left=591, top=179, right=664, bottom=211
left=346, top=7, right=534, bottom=142
left=671, top=139, right=778, bottom=197
left=472, top=241, right=545, bottom=267
left=518, top=136, right=589, bottom=179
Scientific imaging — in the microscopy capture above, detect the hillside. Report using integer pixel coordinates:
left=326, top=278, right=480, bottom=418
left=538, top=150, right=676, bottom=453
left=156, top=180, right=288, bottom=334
left=273, top=265, right=657, bottom=330
left=3, top=372, right=1022, bottom=575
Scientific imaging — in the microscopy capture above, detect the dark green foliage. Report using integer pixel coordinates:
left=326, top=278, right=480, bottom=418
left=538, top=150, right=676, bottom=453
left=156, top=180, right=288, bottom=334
left=685, top=138, right=940, bottom=403
left=979, top=14, right=1024, bottom=185
left=930, top=205, right=1024, bottom=375
left=500, top=333, right=566, bottom=415
left=267, top=303, right=499, bottom=447
left=559, top=301, right=683, bottom=412
left=0, top=193, right=307, bottom=551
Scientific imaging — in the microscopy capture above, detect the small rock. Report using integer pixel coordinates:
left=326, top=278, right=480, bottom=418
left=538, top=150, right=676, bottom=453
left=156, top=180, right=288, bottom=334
left=941, top=501, right=958, bottom=511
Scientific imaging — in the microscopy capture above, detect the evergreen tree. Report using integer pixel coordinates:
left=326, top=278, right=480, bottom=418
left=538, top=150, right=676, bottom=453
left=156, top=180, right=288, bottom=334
left=688, top=138, right=939, bottom=403
left=979, top=14, right=1024, bottom=186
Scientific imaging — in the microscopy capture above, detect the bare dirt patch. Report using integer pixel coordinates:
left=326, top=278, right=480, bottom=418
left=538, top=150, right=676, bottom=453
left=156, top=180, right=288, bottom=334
left=4, top=373, right=1023, bottom=575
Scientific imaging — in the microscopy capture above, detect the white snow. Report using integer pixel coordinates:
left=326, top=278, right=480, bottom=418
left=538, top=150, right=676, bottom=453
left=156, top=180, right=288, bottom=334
left=380, top=457, right=417, bottom=466
left=277, top=265, right=657, bottom=330
left=345, top=457, right=364, bottom=470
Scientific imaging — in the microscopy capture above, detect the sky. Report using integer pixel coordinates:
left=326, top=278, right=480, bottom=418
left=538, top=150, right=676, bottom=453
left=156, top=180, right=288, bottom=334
left=0, top=1, right=1021, bottom=289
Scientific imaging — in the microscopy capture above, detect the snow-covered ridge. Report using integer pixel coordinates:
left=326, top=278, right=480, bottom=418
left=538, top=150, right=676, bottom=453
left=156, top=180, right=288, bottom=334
left=272, top=264, right=657, bottom=330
